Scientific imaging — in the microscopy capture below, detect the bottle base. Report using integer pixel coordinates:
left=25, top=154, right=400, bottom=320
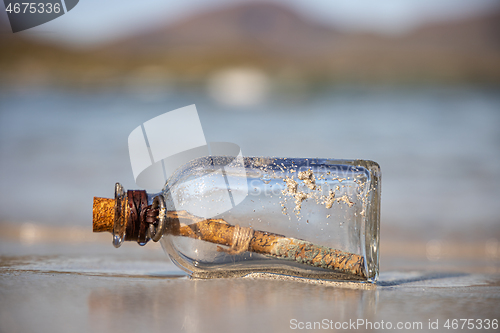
left=189, top=267, right=375, bottom=284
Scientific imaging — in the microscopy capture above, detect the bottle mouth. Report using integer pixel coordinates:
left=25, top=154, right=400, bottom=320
left=92, top=183, right=165, bottom=247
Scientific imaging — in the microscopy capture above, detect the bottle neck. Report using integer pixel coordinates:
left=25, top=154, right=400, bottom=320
left=92, top=183, right=165, bottom=248
left=124, top=189, right=150, bottom=245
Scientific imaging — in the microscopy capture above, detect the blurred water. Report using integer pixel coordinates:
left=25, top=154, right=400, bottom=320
left=0, top=85, right=499, bottom=240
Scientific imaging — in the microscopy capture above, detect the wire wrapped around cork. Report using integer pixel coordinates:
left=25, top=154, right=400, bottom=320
left=93, top=195, right=366, bottom=279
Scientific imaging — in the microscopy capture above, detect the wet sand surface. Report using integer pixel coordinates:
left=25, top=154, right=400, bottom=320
left=1, top=239, right=499, bottom=333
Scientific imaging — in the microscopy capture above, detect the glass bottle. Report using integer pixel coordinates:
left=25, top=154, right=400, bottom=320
left=93, top=157, right=381, bottom=283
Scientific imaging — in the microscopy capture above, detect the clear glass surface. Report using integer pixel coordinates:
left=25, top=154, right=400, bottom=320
left=160, top=157, right=381, bottom=282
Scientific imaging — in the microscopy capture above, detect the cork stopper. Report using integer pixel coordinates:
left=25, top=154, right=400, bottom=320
left=93, top=197, right=115, bottom=233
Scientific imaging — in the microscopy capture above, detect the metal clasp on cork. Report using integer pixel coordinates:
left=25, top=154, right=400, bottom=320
left=92, top=183, right=163, bottom=247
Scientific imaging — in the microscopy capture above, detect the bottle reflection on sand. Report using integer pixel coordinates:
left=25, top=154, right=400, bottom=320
left=87, top=278, right=378, bottom=332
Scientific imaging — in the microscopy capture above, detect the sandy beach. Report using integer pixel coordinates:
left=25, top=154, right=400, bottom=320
left=1, top=223, right=499, bottom=333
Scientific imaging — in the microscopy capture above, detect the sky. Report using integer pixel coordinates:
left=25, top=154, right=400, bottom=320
left=1, top=0, right=499, bottom=47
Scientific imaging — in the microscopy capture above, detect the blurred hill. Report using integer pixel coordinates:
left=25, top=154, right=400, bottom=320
left=1, top=2, right=499, bottom=89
